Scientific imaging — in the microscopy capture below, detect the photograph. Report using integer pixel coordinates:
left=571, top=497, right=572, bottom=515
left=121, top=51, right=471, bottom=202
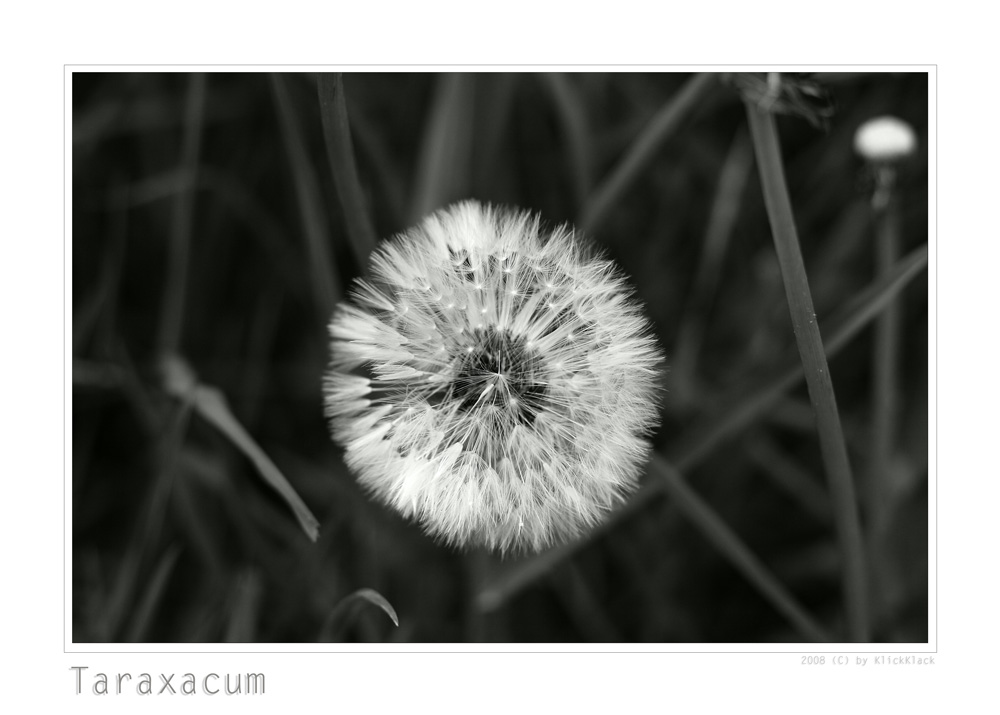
left=71, top=70, right=929, bottom=644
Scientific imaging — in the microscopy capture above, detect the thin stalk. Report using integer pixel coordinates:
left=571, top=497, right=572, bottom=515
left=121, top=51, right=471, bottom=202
left=157, top=73, right=206, bottom=355
left=123, top=546, right=181, bottom=642
left=581, top=73, right=716, bottom=233
left=871, top=180, right=902, bottom=503
left=745, top=100, right=869, bottom=642
left=317, top=73, right=378, bottom=267
left=542, top=73, right=592, bottom=213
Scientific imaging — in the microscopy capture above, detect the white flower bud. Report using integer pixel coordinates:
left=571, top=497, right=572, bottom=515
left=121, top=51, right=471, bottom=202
left=853, top=116, right=917, bottom=163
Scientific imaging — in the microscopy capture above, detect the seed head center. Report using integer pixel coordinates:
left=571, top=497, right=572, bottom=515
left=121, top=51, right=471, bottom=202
left=452, top=326, right=546, bottom=423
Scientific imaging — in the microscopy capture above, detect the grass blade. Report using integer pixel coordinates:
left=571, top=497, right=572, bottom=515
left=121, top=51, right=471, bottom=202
left=161, top=355, right=320, bottom=542
left=317, top=73, right=378, bottom=267
left=320, top=588, right=399, bottom=641
left=745, top=97, right=869, bottom=641
left=581, top=73, right=716, bottom=233
left=224, top=569, right=263, bottom=642
left=270, top=73, right=341, bottom=320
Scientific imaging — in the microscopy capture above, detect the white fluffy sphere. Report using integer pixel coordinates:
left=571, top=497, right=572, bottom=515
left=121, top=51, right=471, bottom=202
left=325, top=201, right=663, bottom=552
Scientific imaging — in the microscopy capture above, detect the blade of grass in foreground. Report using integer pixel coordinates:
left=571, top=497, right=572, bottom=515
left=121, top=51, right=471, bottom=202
left=161, top=354, right=320, bottom=542
left=317, top=73, right=378, bottom=267
left=581, top=73, right=716, bottom=233
left=271, top=73, right=341, bottom=320
left=746, top=97, right=869, bottom=642
left=477, top=244, right=927, bottom=610
left=319, top=588, right=399, bottom=641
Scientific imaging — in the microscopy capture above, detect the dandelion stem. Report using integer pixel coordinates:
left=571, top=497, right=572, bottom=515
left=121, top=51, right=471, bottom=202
left=581, top=73, right=716, bottom=233
left=871, top=181, right=902, bottom=504
left=317, top=73, right=378, bottom=267
left=745, top=99, right=870, bottom=642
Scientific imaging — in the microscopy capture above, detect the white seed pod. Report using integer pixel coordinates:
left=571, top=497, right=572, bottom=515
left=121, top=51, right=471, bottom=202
left=853, top=116, right=917, bottom=163
left=325, top=201, right=663, bottom=553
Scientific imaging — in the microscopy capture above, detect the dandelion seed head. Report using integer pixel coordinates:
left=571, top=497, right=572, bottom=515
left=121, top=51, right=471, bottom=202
left=325, top=201, right=663, bottom=553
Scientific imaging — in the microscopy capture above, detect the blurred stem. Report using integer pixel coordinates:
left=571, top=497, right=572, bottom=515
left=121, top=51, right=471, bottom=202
left=271, top=73, right=342, bottom=322
left=671, top=126, right=752, bottom=407
left=871, top=171, right=902, bottom=502
left=157, top=73, right=206, bottom=355
left=409, top=73, right=475, bottom=223
left=542, top=73, right=592, bottom=213
left=582, top=72, right=715, bottom=233
left=317, top=73, right=378, bottom=267
left=650, top=454, right=831, bottom=643
left=464, top=550, right=489, bottom=642
left=745, top=99, right=869, bottom=642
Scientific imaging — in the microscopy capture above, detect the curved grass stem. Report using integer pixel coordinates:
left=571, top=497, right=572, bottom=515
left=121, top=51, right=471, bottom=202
left=745, top=99, right=870, bottom=642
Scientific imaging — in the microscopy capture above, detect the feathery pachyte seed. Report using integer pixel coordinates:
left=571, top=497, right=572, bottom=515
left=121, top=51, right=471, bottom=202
left=324, top=201, right=663, bottom=552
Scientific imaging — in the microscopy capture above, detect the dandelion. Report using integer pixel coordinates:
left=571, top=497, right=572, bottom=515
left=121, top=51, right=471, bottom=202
left=324, top=201, right=662, bottom=552
left=854, top=116, right=917, bottom=210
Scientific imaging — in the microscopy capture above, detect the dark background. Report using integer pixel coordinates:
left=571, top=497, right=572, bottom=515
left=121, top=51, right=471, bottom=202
left=72, top=71, right=929, bottom=643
